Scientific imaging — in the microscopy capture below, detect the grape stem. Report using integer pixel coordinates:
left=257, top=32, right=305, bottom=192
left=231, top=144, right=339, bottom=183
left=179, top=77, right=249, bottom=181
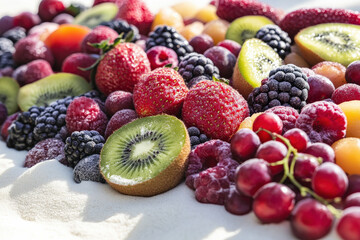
left=256, top=128, right=342, bottom=218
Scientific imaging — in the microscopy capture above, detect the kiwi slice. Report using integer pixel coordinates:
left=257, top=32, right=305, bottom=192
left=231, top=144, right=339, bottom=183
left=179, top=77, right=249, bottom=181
left=100, top=115, right=191, bottom=197
left=232, top=38, right=283, bottom=98
left=295, top=23, right=360, bottom=66
left=225, top=16, right=274, bottom=45
left=0, top=77, right=19, bottom=114
left=18, top=73, right=91, bottom=111
left=73, top=3, right=118, bottom=29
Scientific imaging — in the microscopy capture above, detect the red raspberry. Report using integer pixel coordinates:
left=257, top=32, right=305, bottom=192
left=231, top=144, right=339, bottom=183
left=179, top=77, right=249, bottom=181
left=186, top=140, right=239, bottom=190
left=194, top=166, right=232, bottom=205
left=81, top=26, right=119, bottom=54
left=13, top=12, right=41, bottom=31
left=182, top=80, right=249, bottom=142
left=24, top=138, right=67, bottom=167
left=265, top=106, right=299, bottom=133
left=1, top=112, right=19, bottom=140
left=105, top=109, right=138, bottom=138
left=216, top=0, right=283, bottom=24
left=296, top=101, right=347, bottom=145
left=105, top=90, right=134, bottom=116
left=62, top=53, right=97, bottom=82
left=65, top=97, right=108, bottom=136
left=13, top=36, right=54, bottom=66
left=38, top=0, right=66, bottom=22
left=22, top=59, right=54, bottom=85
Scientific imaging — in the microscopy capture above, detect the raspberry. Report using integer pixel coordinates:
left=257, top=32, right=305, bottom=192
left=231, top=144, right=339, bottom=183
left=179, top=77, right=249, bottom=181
left=104, top=109, right=138, bottom=138
left=81, top=26, right=119, bottom=54
left=73, top=154, right=106, bottom=183
left=105, top=90, right=134, bottom=116
left=265, top=106, right=299, bottom=133
left=194, top=166, right=232, bottom=205
left=65, top=130, right=105, bottom=167
left=331, top=83, right=360, bottom=104
left=22, top=60, right=54, bottom=85
left=13, top=12, right=41, bottom=31
left=65, top=97, right=108, bottom=136
left=62, top=53, right=97, bottom=82
left=38, top=0, right=66, bottom=22
left=1, top=112, right=19, bottom=140
left=13, top=36, right=54, bottom=66
left=24, top=138, right=67, bottom=168
left=185, top=140, right=239, bottom=190
left=146, top=46, right=179, bottom=70
left=295, top=101, right=347, bottom=145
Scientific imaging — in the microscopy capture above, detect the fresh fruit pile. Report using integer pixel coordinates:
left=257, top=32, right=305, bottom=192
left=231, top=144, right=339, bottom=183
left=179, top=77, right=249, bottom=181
left=1, top=0, right=360, bottom=239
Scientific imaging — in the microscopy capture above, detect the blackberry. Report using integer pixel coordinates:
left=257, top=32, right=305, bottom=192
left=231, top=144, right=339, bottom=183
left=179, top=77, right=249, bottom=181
left=187, top=126, right=210, bottom=149
left=248, top=64, right=309, bottom=114
left=255, top=25, right=291, bottom=59
left=146, top=25, right=193, bottom=60
left=178, top=53, right=220, bottom=87
left=2, top=27, right=26, bottom=44
left=64, top=130, right=105, bottom=168
left=0, top=37, right=15, bottom=55
left=0, top=51, right=15, bottom=69
left=100, top=19, right=140, bottom=42
left=33, top=96, right=74, bottom=141
left=7, top=106, right=45, bottom=150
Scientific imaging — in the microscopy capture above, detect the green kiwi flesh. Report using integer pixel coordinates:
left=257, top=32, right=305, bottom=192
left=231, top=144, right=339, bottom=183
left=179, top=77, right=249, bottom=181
left=295, top=23, right=360, bottom=67
left=73, top=3, right=118, bottom=29
left=0, top=77, right=19, bottom=114
left=18, top=73, right=91, bottom=111
left=100, top=114, right=191, bottom=197
left=232, top=38, right=282, bottom=98
left=225, top=16, right=274, bottom=45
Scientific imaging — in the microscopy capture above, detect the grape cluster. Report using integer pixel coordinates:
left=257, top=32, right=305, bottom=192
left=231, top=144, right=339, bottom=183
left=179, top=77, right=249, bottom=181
left=187, top=111, right=360, bottom=240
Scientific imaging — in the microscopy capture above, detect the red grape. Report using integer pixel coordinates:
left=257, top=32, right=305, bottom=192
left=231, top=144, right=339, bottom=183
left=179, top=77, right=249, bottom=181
left=294, top=153, right=320, bottom=183
left=291, top=198, right=334, bottom=240
left=235, top=158, right=272, bottom=197
left=344, top=193, right=360, bottom=209
left=253, top=112, right=283, bottom=143
left=304, top=143, right=335, bottom=163
left=253, top=183, right=295, bottom=223
left=224, top=185, right=252, bottom=215
left=230, top=128, right=260, bottom=162
left=312, top=162, right=348, bottom=199
left=282, top=128, right=309, bottom=152
left=255, top=140, right=287, bottom=176
left=336, top=207, right=360, bottom=240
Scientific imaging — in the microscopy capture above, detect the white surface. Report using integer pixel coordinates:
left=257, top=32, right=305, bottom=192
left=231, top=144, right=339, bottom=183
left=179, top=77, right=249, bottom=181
left=1, top=1, right=360, bottom=240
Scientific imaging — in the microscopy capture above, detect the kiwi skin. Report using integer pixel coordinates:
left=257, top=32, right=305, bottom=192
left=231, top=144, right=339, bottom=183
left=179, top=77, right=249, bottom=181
left=100, top=115, right=191, bottom=197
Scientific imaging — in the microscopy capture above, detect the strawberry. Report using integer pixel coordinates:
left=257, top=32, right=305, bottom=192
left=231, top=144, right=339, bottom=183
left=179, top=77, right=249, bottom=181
left=280, top=8, right=360, bottom=39
left=133, top=68, right=188, bottom=117
left=115, top=0, right=154, bottom=35
left=216, top=0, right=283, bottom=25
left=95, top=42, right=151, bottom=95
left=182, top=80, right=249, bottom=142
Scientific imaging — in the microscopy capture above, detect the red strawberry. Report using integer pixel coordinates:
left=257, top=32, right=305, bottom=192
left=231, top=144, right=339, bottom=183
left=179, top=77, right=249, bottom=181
left=95, top=42, right=151, bottom=95
left=182, top=80, right=249, bottom=142
left=280, top=8, right=360, bottom=39
left=216, top=0, right=283, bottom=25
left=116, top=0, right=154, bottom=35
left=133, top=68, right=188, bottom=117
